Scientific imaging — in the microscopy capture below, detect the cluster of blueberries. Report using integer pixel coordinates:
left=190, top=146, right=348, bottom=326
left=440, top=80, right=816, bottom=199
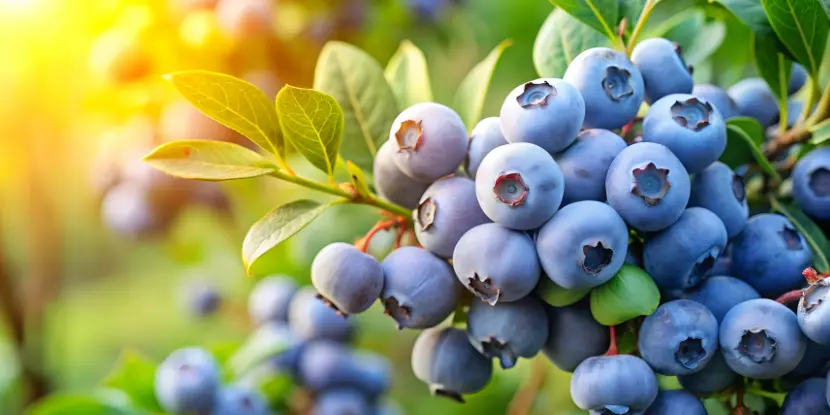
left=306, top=37, right=830, bottom=414
left=156, top=275, right=401, bottom=415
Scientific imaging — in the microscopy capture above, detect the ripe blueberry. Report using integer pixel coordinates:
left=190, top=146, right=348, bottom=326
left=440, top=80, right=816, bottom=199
left=689, top=162, right=749, bottom=238
left=411, top=326, right=492, bottom=402
left=288, top=287, right=354, bottom=343
left=389, top=102, right=468, bottom=182
left=728, top=78, right=780, bottom=127
left=313, top=388, right=369, bottom=415
left=154, top=347, right=220, bottom=414
left=414, top=176, right=490, bottom=258
left=373, top=140, right=431, bottom=210
left=792, top=147, right=830, bottom=220
left=247, top=275, right=298, bottom=326
left=682, top=276, right=760, bottom=323
left=570, top=355, right=658, bottom=415
left=182, top=280, right=221, bottom=318
left=781, top=378, right=830, bottom=415
left=677, top=352, right=739, bottom=395
left=643, top=390, right=706, bottom=415
left=798, top=278, right=830, bottom=345
left=692, top=84, right=739, bottom=120
left=542, top=301, right=609, bottom=372
left=631, top=38, right=694, bottom=104
left=466, top=296, right=548, bottom=369
left=465, top=117, right=508, bottom=179
left=638, top=299, right=719, bottom=375
left=786, top=338, right=830, bottom=381
left=311, top=242, right=384, bottom=315
left=211, top=385, right=269, bottom=415
left=554, top=129, right=628, bottom=205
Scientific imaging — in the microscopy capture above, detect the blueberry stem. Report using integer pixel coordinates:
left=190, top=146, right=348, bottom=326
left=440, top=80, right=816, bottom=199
left=766, top=81, right=830, bottom=160
left=604, top=325, right=619, bottom=356
left=451, top=290, right=473, bottom=326
left=507, top=357, right=549, bottom=415
left=624, top=0, right=657, bottom=56
left=802, top=266, right=829, bottom=284
left=774, top=289, right=804, bottom=305
left=744, top=387, right=786, bottom=407
left=354, top=217, right=407, bottom=253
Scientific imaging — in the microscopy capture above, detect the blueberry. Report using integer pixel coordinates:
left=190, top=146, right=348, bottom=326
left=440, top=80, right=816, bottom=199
left=211, top=385, right=269, bottom=415
left=466, top=296, right=548, bottom=369
left=542, top=301, right=609, bottom=372
left=154, top=347, right=221, bottom=414
left=248, top=275, right=298, bottom=326
left=692, top=84, right=739, bottom=119
left=786, top=338, right=830, bottom=381
left=625, top=241, right=644, bottom=268
left=389, top=102, right=468, bottom=182
left=474, top=142, right=565, bottom=230
left=406, top=0, right=452, bottom=22
left=311, top=242, right=384, bottom=315
left=465, top=117, right=508, bottom=179
left=536, top=201, right=629, bottom=290
left=554, top=129, right=628, bottom=205
left=789, top=63, right=808, bottom=95
left=563, top=47, right=645, bottom=129
left=349, top=351, right=392, bottom=399
left=719, top=298, right=807, bottom=379
left=643, top=208, right=728, bottom=297
left=689, top=162, right=749, bottom=238
left=100, top=181, right=177, bottom=238
left=298, top=342, right=390, bottom=399
left=731, top=214, right=813, bottom=297
left=677, top=351, right=739, bottom=395
left=605, top=142, right=691, bottom=232
left=288, top=287, right=354, bottom=342
left=781, top=378, right=830, bottom=415
left=183, top=280, right=222, bottom=318
left=728, top=78, right=779, bottom=127
left=793, top=147, right=830, bottom=220
left=411, top=326, right=492, bottom=402
left=638, top=299, right=719, bottom=375
left=682, top=276, right=760, bottom=323
left=570, top=355, right=658, bottom=415
left=373, top=140, right=431, bottom=210
left=453, top=223, right=541, bottom=304
left=499, top=78, right=585, bottom=154
left=631, top=38, right=694, bottom=104
left=380, top=246, right=461, bottom=329
left=414, top=176, right=490, bottom=258
left=798, top=279, right=830, bottom=345
left=314, top=388, right=369, bottom=415
left=643, top=390, right=706, bottom=415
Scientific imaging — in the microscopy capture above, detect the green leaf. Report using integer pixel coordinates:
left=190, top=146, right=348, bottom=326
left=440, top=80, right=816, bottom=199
left=228, top=324, right=294, bottom=376
left=275, top=86, right=344, bottom=178
left=258, top=373, right=295, bottom=411
left=590, top=265, right=660, bottom=326
left=725, top=123, right=781, bottom=180
left=769, top=197, right=830, bottom=273
left=314, top=41, right=400, bottom=171
left=142, top=140, right=278, bottom=181
left=242, top=200, right=335, bottom=273
left=761, top=0, right=829, bottom=77
left=384, top=40, right=433, bottom=108
left=548, top=0, right=620, bottom=40
left=101, top=351, right=161, bottom=412
left=729, top=116, right=766, bottom=145
left=718, top=0, right=777, bottom=37
left=809, top=120, right=830, bottom=144
left=163, top=71, right=285, bottom=165
left=754, top=34, right=794, bottom=101
left=453, top=39, right=513, bottom=132
left=25, top=395, right=135, bottom=415
left=619, top=0, right=646, bottom=33
left=534, top=9, right=612, bottom=79
left=534, top=276, right=591, bottom=307
left=709, top=12, right=755, bottom=86
left=346, top=161, right=373, bottom=200
left=684, top=21, right=727, bottom=65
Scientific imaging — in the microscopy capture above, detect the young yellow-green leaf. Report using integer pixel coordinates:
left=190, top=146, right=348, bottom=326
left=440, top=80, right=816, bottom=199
left=769, top=197, right=830, bottom=273
left=761, top=0, right=829, bottom=77
left=142, top=140, right=278, bottom=181
left=163, top=71, right=285, bottom=164
left=725, top=124, right=781, bottom=181
left=549, top=0, right=620, bottom=41
left=385, top=40, right=433, bottom=108
left=453, top=39, right=513, bottom=132
left=275, top=86, right=344, bottom=178
left=755, top=34, right=794, bottom=102
left=314, top=41, right=399, bottom=171
left=534, top=276, right=591, bottom=307
left=242, top=200, right=335, bottom=273
left=101, top=350, right=161, bottom=412
left=25, top=395, right=134, bottom=415
left=590, top=265, right=660, bottom=326
left=809, top=120, right=830, bottom=145
left=228, top=323, right=293, bottom=376
left=347, top=161, right=373, bottom=200
left=534, top=9, right=612, bottom=79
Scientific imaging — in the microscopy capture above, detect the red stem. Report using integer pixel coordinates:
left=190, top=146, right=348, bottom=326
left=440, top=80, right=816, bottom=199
left=775, top=289, right=804, bottom=305
left=393, top=226, right=406, bottom=249
left=355, top=216, right=408, bottom=253
left=605, top=325, right=618, bottom=356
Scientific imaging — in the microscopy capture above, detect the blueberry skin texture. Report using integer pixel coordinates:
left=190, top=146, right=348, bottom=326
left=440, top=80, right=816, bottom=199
left=677, top=351, right=739, bottom=395
left=474, top=142, right=565, bottom=230
left=792, top=146, right=830, bottom=220
left=413, top=176, right=490, bottom=258
left=625, top=241, right=643, bottom=268
left=605, top=142, right=691, bottom=232
left=689, top=161, right=749, bottom=238
left=564, top=47, right=645, bottom=129
left=798, top=280, right=830, bottom=345
left=288, top=287, right=354, bottom=343
left=536, top=201, right=628, bottom=290
left=248, top=275, right=298, bottom=325
left=786, top=338, right=830, bottom=381
left=453, top=223, right=541, bottom=304
left=554, top=129, right=628, bottom=205
left=311, top=242, right=383, bottom=314
left=728, top=78, right=779, bottom=127
left=465, top=117, right=508, bottom=179
left=731, top=214, right=813, bottom=297
left=298, top=341, right=390, bottom=399
left=642, top=93, right=728, bottom=174
left=500, top=78, right=585, bottom=154
left=644, top=390, right=706, bottom=415
left=637, top=299, right=719, bottom=375
left=631, top=38, right=694, bottom=104
left=411, top=326, right=493, bottom=401
left=683, top=276, right=760, bottom=323
left=210, top=385, right=269, bottom=415
left=570, top=355, right=658, bottom=415
left=782, top=378, right=830, bottom=415
left=466, top=296, right=549, bottom=369
left=389, top=102, right=468, bottom=182
left=373, top=140, right=430, bottom=209
left=381, top=246, right=461, bottom=329
left=790, top=64, right=808, bottom=95
left=185, top=282, right=221, bottom=318
left=154, top=347, right=221, bottom=415
left=542, top=301, right=609, bottom=372
left=643, top=208, right=728, bottom=297
left=692, top=84, right=739, bottom=119
left=719, top=298, right=807, bottom=379
left=313, top=388, right=369, bottom=415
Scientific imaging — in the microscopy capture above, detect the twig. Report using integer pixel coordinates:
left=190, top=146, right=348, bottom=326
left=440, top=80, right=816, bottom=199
left=775, top=289, right=803, bottom=305
left=354, top=216, right=407, bottom=253
left=604, top=325, right=618, bottom=356
left=507, top=357, right=549, bottom=415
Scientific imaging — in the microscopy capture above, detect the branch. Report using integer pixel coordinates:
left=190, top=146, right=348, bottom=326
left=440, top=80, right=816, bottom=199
left=507, top=357, right=549, bottom=415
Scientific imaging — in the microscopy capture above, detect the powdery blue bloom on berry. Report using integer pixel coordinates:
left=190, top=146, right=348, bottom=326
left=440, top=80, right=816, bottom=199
left=313, top=388, right=369, bottom=415
left=465, top=117, right=508, bottom=179
left=298, top=341, right=391, bottom=399
left=677, top=352, right=739, bottom=395
left=288, top=287, right=354, bottom=343
left=786, top=338, right=830, bottom=381
left=373, top=140, right=430, bottom=209
left=154, top=347, right=220, bottom=415
left=643, top=390, right=706, bottom=415
left=692, top=84, right=739, bottom=120
left=536, top=201, right=628, bottom=290
left=311, top=242, right=383, bottom=315
left=728, top=78, right=780, bottom=127
left=248, top=275, right=298, bottom=325
left=474, top=142, right=564, bottom=230
left=389, top=102, right=468, bottom=182
left=570, top=355, right=658, bottom=415
left=798, top=279, right=830, bottom=345
left=631, top=38, right=694, bottom=104
left=564, top=47, right=645, bottom=129
left=790, top=63, right=808, bottom=95
left=638, top=299, right=719, bottom=376
left=606, top=142, right=691, bottom=232
left=411, top=326, right=492, bottom=402
left=542, top=301, right=609, bottom=372
left=683, top=276, right=760, bottom=323
left=466, top=296, right=548, bottom=369
left=413, top=176, right=490, bottom=258
left=500, top=78, right=585, bottom=154
left=689, top=162, right=749, bottom=238
left=554, top=129, right=627, bottom=205
left=792, top=146, right=830, bottom=220
left=781, top=378, right=830, bottom=415
left=210, top=385, right=269, bottom=415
